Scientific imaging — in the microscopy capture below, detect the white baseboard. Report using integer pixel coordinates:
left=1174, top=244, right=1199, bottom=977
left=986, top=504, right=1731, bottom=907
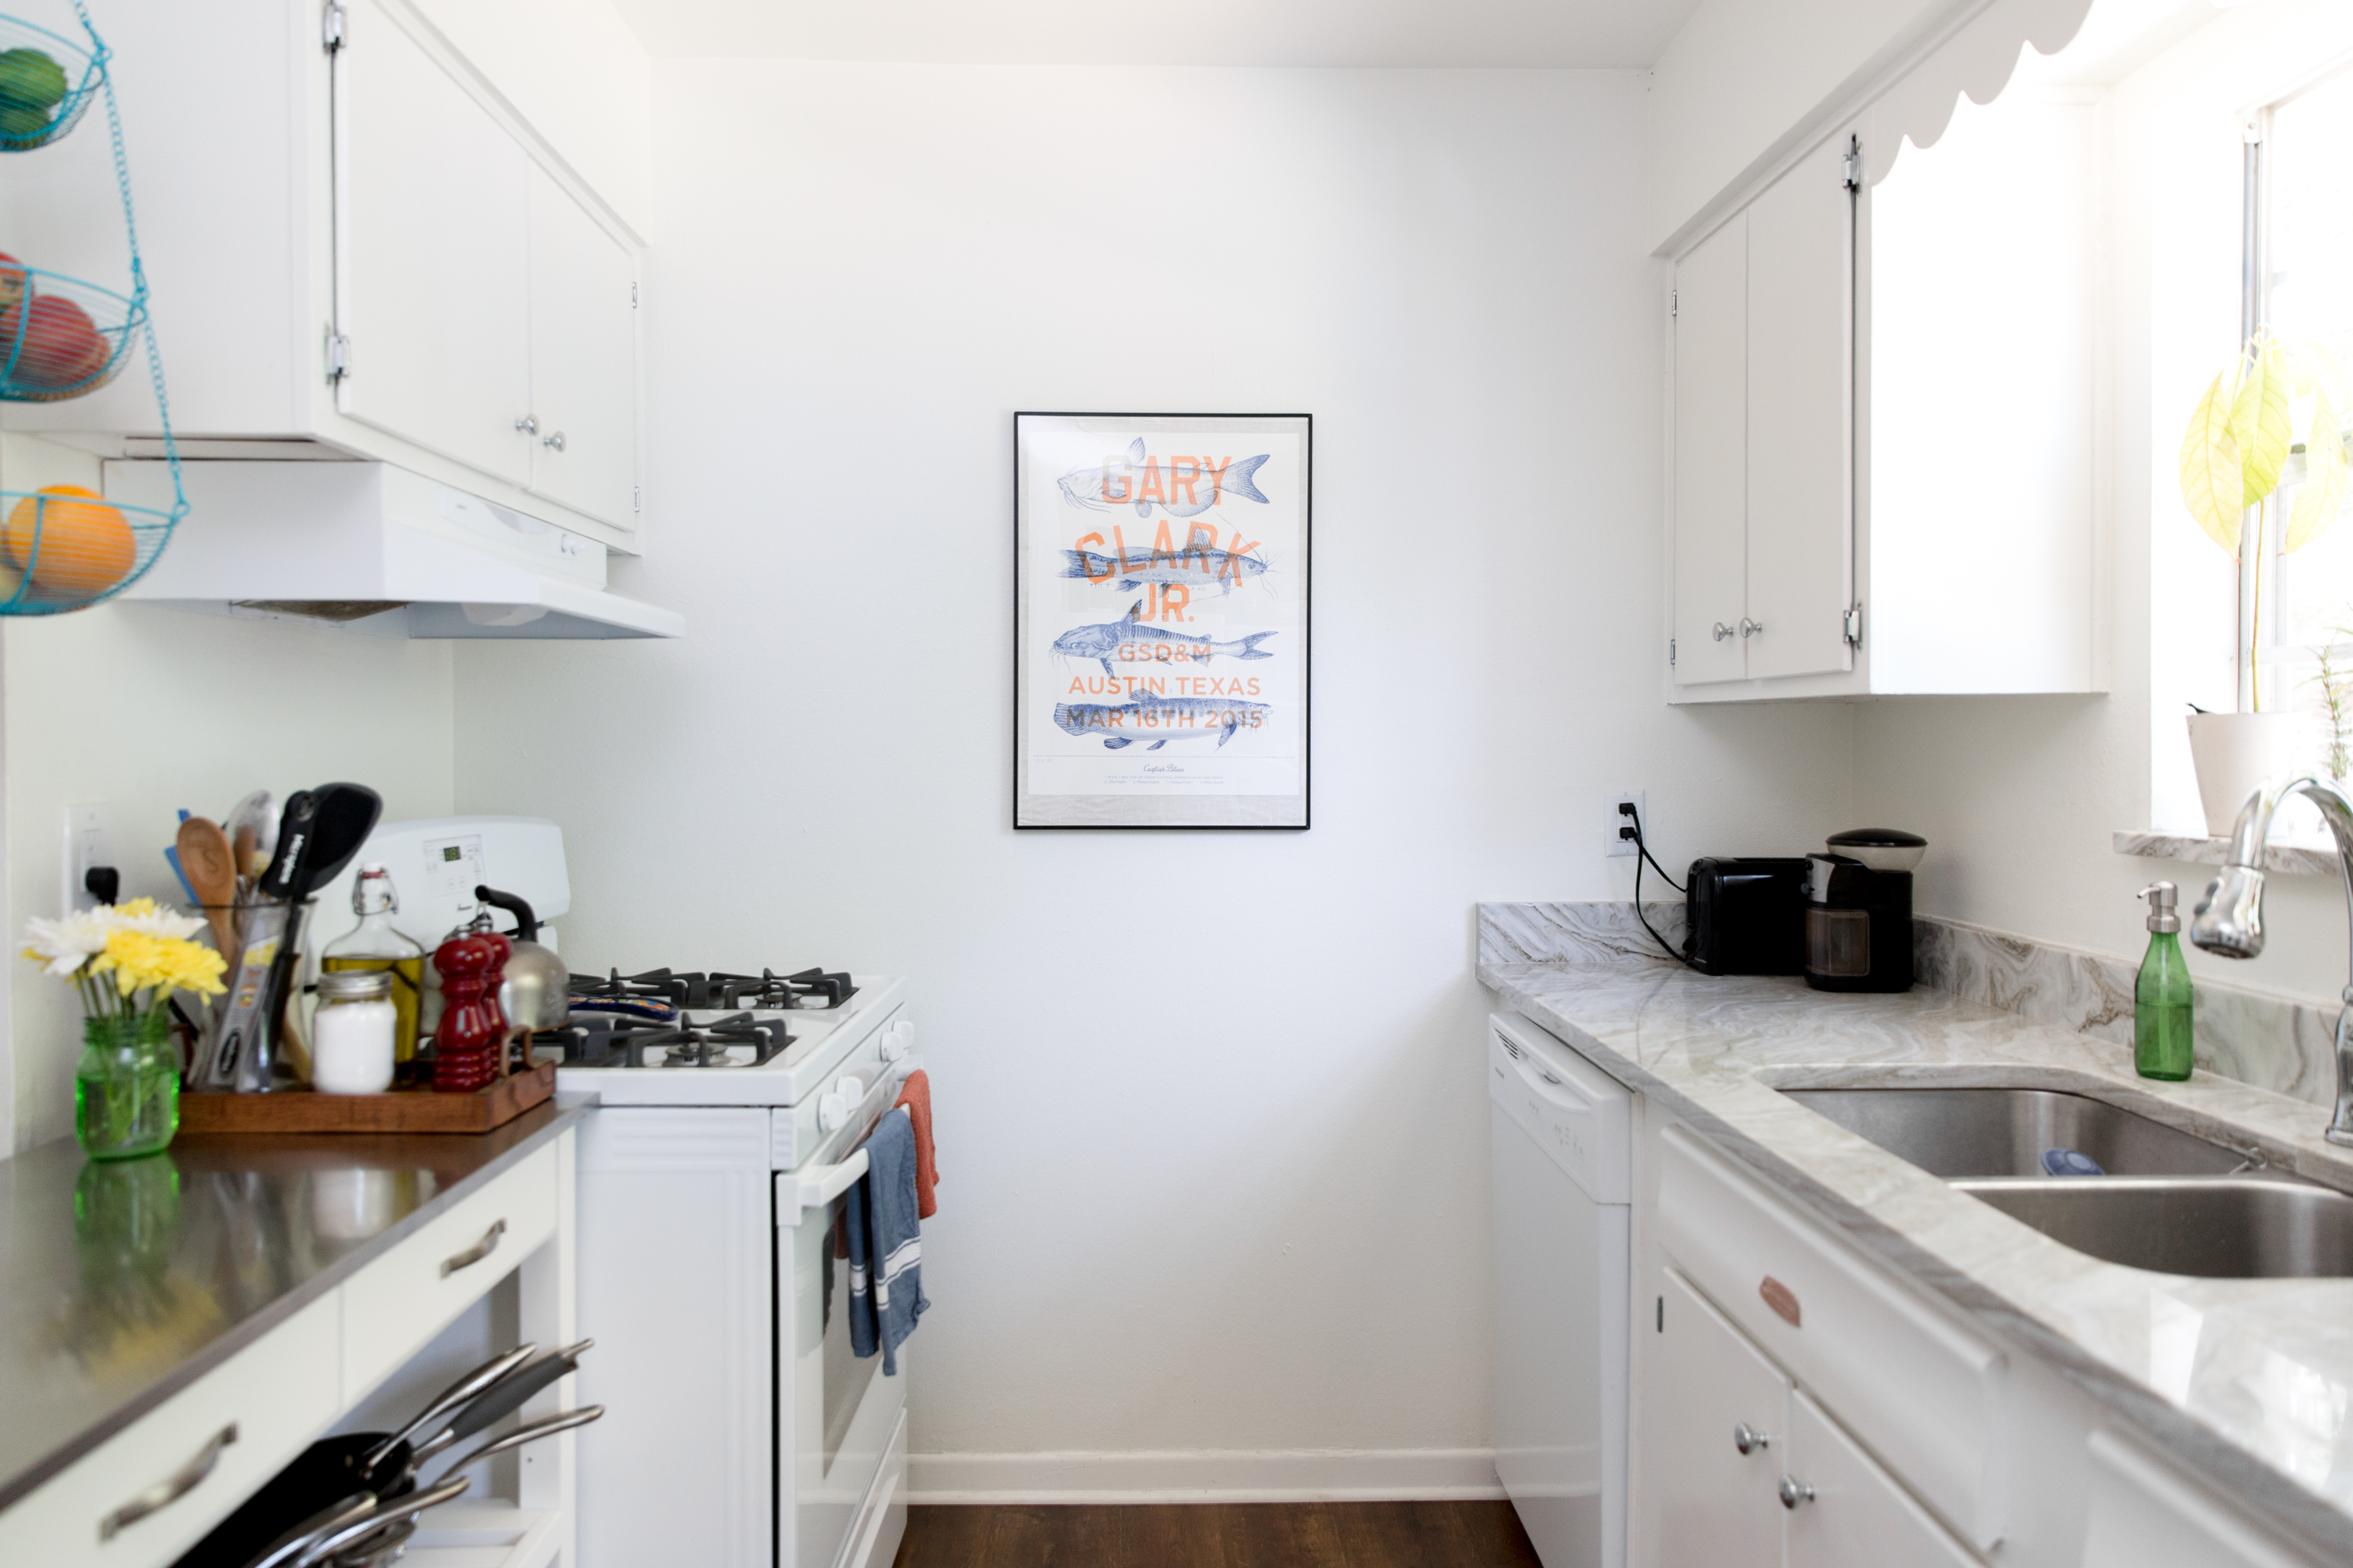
left=907, top=1447, right=1504, bottom=1504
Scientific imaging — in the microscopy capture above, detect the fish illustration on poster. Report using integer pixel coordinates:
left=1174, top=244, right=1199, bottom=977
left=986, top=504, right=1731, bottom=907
left=1014, top=413, right=1310, bottom=828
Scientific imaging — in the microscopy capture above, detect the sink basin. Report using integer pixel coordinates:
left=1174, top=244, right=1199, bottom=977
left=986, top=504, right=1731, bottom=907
left=1956, top=1178, right=2353, bottom=1278
left=1781, top=1087, right=2249, bottom=1178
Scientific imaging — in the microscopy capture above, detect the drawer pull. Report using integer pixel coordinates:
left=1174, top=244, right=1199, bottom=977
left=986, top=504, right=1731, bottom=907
left=440, top=1217, right=508, bottom=1278
left=1760, top=1275, right=1801, bottom=1326
left=1779, top=1475, right=1816, bottom=1510
left=1732, top=1422, right=1772, bottom=1456
left=99, top=1422, right=237, bottom=1540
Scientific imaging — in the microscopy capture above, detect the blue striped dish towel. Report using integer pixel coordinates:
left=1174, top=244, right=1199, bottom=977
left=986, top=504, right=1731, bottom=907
left=846, top=1104, right=928, bottom=1374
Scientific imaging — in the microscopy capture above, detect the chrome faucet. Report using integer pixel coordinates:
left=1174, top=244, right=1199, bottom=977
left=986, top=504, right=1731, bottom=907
left=2189, top=775, right=2353, bottom=1146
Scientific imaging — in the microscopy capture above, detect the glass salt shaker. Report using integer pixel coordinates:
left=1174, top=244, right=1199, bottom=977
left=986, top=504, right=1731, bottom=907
left=311, top=970, right=398, bottom=1094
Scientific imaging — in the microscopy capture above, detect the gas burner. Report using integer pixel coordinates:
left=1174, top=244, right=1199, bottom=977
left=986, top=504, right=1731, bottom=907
left=569, top=968, right=709, bottom=1010
left=706, top=967, right=858, bottom=1011
left=536, top=1010, right=792, bottom=1069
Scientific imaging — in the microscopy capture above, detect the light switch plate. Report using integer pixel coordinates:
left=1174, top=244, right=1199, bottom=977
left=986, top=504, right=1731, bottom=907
left=1606, top=791, right=1648, bottom=859
left=64, top=802, right=113, bottom=913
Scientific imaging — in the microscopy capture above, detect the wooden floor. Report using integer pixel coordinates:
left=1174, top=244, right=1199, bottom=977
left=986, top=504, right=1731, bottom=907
left=894, top=1501, right=1543, bottom=1567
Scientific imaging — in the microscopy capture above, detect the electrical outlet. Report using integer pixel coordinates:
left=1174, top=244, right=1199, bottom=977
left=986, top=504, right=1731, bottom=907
left=64, top=802, right=114, bottom=913
left=1606, top=791, right=1648, bottom=858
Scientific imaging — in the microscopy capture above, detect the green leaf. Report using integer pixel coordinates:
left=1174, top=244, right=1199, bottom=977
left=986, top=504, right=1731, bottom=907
left=2232, top=333, right=2296, bottom=508
left=2180, top=369, right=2243, bottom=554
left=2288, top=390, right=2350, bottom=553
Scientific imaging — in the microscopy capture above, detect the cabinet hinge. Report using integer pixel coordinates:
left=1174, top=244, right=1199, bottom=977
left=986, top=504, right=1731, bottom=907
left=322, top=2, right=347, bottom=53
left=1670, top=289, right=1677, bottom=319
left=1842, top=136, right=1862, bottom=192
left=1669, top=637, right=1677, bottom=665
left=325, top=331, right=351, bottom=381
left=1843, top=603, right=1863, bottom=647
left=630, top=281, right=638, bottom=307
left=632, top=486, right=640, bottom=512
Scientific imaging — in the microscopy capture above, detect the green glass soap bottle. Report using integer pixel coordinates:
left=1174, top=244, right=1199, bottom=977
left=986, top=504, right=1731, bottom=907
left=2135, top=881, right=2194, bottom=1081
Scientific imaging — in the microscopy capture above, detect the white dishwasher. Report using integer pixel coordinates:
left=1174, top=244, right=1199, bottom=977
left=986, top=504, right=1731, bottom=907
left=1488, top=1011, right=1632, bottom=1568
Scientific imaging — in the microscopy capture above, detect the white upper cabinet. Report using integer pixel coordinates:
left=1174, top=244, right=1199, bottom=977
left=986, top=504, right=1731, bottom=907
left=1669, top=91, right=2098, bottom=701
left=337, top=2, right=534, bottom=487
left=0, top=0, right=645, bottom=553
left=1671, top=214, right=1749, bottom=689
left=526, top=166, right=639, bottom=529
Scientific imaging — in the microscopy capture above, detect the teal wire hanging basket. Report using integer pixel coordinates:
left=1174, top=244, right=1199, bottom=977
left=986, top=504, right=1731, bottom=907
left=0, top=0, right=184, bottom=617
left=0, top=10, right=103, bottom=152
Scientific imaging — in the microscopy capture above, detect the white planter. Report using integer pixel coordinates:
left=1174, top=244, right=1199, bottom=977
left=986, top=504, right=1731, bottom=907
left=2187, top=712, right=2309, bottom=836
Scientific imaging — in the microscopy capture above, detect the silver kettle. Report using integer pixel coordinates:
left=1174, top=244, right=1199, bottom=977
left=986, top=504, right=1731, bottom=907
left=475, top=885, right=570, bottom=1034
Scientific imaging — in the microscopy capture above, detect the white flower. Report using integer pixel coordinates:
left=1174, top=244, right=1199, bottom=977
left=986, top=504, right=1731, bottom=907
left=109, top=901, right=206, bottom=942
left=22, top=909, right=113, bottom=977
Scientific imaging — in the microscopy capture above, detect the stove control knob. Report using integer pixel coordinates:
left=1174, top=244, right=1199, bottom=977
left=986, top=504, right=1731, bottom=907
left=880, top=1019, right=915, bottom=1062
left=818, top=1092, right=850, bottom=1133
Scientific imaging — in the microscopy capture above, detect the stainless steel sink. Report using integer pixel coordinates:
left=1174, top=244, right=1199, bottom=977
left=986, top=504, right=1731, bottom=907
left=1955, top=1178, right=2353, bottom=1278
left=1780, top=1087, right=2250, bottom=1179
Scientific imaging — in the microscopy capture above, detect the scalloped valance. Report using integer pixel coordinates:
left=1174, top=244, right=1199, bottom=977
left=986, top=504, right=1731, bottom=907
left=1856, top=0, right=2098, bottom=186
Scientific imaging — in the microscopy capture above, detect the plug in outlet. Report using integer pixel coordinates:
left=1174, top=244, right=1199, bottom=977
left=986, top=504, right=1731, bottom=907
left=1606, top=791, right=1648, bottom=858
left=64, top=803, right=115, bottom=913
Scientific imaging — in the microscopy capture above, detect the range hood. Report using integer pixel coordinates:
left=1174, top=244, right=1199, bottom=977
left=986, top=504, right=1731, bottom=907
left=104, top=460, right=683, bottom=639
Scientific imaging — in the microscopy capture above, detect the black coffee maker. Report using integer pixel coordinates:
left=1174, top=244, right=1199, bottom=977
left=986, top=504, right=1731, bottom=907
left=1804, top=829, right=1926, bottom=992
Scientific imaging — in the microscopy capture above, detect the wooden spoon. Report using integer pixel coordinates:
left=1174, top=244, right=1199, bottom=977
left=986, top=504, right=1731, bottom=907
left=176, top=817, right=240, bottom=957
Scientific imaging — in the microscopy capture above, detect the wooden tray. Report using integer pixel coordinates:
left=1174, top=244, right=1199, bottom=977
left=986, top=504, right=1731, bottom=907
left=177, top=1062, right=555, bottom=1135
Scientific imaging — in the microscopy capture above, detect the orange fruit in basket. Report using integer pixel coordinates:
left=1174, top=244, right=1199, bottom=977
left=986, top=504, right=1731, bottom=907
left=0, top=294, right=107, bottom=390
left=0, top=252, right=24, bottom=310
left=6, top=486, right=133, bottom=595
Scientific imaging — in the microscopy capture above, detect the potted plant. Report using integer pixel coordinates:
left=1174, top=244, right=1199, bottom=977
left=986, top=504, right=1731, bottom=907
left=2179, top=329, right=2351, bottom=833
left=24, top=897, right=225, bottom=1159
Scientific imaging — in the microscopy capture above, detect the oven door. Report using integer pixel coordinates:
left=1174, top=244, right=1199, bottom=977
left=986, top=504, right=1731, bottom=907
left=781, top=1162, right=911, bottom=1567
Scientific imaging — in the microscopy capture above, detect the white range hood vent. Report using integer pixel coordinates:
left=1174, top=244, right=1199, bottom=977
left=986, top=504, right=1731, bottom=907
left=104, top=460, right=683, bottom=640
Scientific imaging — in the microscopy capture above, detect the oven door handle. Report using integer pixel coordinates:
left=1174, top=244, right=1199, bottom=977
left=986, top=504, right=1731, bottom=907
left=778, top=1148, right=869, bottom=1227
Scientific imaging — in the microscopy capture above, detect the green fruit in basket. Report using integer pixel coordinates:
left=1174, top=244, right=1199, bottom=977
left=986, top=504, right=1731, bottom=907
left=0, top=49, right=67, bottom=111
left=0, top=103, right=52, bottom=139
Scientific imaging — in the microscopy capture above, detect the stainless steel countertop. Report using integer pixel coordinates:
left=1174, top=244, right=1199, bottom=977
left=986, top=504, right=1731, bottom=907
left=0, top=1097, right=592, bottom=1512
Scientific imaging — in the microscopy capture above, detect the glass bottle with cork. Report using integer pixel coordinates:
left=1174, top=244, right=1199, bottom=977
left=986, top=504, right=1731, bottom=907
left=321, top=863, right=427, bottom=1086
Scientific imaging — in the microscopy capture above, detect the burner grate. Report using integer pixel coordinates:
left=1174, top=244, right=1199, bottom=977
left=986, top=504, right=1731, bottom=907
left=536, top=1010, right=792, bottom=1069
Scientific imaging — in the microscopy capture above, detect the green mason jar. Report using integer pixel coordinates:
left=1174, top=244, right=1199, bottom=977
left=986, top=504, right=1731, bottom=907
left=75, top=1010, right=180, bottom=1160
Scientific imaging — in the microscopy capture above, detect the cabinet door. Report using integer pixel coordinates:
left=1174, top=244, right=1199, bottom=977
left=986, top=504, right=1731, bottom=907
left=1783, top=1388, right=1976, bottom=1568
left=527, top=166, right=639, bottom=530
left=336, top=0, right=534, bottom=486
left=1647, top=1268, right=1784, bottom=1568
left=1672, top=214, right=1748, bottom=686
left=1743, top=133, right=1854, bottom=680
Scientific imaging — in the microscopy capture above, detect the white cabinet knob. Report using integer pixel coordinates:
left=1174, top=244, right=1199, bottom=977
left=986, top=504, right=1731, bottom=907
left=817, top=1092, right=848, bottom=1133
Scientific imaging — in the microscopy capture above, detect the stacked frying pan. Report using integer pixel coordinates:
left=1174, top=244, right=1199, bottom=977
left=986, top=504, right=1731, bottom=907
left=175, top=1340, right=600, bottom=1568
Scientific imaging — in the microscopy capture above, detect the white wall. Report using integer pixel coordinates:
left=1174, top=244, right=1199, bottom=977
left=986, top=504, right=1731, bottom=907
left=1853, top=0, right=2353, bottom=1007
left=0, top=436, right=457, bottom=1151
left=451, top=60, right=1854, bottom=1487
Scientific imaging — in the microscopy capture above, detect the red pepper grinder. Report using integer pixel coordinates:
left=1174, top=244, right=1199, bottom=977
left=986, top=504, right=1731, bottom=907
left=431, top=928, right=511, bottom=1093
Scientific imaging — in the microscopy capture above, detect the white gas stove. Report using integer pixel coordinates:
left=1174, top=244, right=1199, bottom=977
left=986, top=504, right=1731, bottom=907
left=560, top=965, right=919, bottom=1568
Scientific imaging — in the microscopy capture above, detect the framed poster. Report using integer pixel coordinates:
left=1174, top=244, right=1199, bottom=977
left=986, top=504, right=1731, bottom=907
left=1014, top=412, right=1310, bottom=828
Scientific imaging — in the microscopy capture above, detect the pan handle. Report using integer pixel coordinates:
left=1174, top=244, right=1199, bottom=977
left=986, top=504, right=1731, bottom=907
left=239, top=1490, right=377, bottom=1568
left=433, top=1404, right=605, bottom=1476
left=292, top=1475, right=469, bottom=1568
left=362, top=1343, right=536, bottom=1471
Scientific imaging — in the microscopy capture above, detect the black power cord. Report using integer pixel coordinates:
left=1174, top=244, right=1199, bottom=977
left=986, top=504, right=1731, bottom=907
left=1620, top=801, right=1703, bottom=970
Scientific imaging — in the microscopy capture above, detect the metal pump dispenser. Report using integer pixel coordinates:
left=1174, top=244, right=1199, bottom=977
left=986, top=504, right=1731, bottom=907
left=2136, top=880, right=2192, bottom=1080
left=2140, top=881, right=2180, bottom=933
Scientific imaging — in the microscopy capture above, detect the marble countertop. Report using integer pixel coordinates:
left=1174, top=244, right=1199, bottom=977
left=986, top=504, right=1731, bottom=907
left=1479, top=956, right=2353, bottom=1559
left=0, top=1099, right=592, bottom=1512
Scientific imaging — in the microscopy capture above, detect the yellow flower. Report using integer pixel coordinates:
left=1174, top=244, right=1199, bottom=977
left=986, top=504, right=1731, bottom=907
left=89, top=929, right=227, bottom=999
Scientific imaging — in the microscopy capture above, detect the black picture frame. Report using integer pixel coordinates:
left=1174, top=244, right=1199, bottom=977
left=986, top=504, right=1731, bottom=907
left=1014, top=412, right=1311, bottom=829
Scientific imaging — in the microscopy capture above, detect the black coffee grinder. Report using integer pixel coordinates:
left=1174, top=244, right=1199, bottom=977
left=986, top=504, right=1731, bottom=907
left=1803, top=829, right=1926, bottom=992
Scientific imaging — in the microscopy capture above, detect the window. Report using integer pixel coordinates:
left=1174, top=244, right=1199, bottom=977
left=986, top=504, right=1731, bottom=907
left=2254, top=62, right=2353, bottom=708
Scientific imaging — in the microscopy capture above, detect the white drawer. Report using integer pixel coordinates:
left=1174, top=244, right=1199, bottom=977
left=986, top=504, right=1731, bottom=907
left=1658, top=1125, right=2007, bottom=1551
left=342, top=1142, right=559, bottom=1399
left=0, top=1290, right=342, bottom=1568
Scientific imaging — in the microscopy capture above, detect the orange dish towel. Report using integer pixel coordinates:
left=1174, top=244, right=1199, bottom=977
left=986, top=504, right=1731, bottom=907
left=892, top=1068, right=941, bottom=1219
